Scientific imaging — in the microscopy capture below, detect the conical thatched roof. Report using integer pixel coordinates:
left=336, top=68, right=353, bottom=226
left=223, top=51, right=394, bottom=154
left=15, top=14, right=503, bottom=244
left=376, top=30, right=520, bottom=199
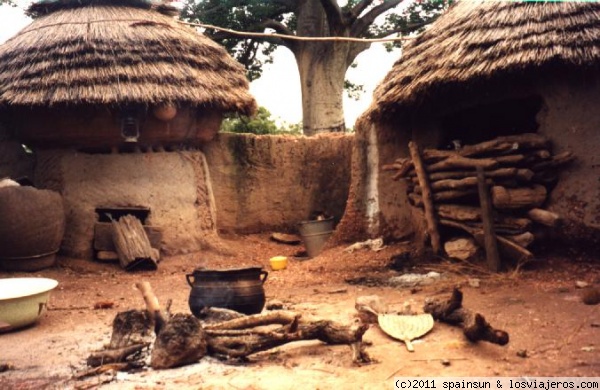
left=0, top=0, right=256, bottom=115
left=369, top=0, right=600, bottom=120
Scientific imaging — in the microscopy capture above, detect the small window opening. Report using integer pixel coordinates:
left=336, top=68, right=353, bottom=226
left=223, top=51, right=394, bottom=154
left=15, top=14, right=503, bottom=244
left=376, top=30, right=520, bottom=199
left=95, top=206, right=150, bottom=224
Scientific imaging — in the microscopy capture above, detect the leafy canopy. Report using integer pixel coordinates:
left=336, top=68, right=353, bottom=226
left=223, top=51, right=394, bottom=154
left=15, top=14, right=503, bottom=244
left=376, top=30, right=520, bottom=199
left=222, top=106, right=302, bottom=135
left=182, top=0, right=450, bottom=81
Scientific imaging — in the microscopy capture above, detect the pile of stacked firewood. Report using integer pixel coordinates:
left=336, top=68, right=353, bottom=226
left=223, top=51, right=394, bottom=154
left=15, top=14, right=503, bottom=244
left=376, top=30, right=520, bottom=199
left=384, top=133, right=574, bottom=269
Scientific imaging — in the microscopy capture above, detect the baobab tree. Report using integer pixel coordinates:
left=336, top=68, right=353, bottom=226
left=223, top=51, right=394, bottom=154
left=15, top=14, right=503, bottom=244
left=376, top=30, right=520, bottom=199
left=182, top=0, right=449, bottom=135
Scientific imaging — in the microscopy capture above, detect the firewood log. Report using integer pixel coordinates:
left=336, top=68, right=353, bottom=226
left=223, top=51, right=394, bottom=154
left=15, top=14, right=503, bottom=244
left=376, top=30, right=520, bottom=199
left=495, top=154, right=525, bottom=166
left=427, top=155, right=498, bottom=172
left=439, top=219, right=533, bottom=263
left=423, top=288, right=509, bottom=345
left=409, top=141, right=441, bottom=254
left=527, top=208, right=561, bottom=227
left=477, top=167, right=501, bottom=272
left=523, top=149, right=551, bottom=164
left=151, top=314, right=207, bottom=369
left=411, top=168, right=533, bottom=183
left=456, top=140, right=517, bottom=158
left=532, top=151, right=575, bottom=171
left=495, top=133, right=550, bottom=150
left=491, top=185, right=547, bottom=210
left=436, top=204, right=481, bottom=222
left=504, top=232, right=534, bottom=248
left=408, top=189, right=478, bottom=206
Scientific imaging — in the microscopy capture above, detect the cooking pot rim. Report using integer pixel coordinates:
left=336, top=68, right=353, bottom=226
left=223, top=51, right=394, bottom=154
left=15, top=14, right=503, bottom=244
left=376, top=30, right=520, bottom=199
left=191, top=266, right=264, bottom=273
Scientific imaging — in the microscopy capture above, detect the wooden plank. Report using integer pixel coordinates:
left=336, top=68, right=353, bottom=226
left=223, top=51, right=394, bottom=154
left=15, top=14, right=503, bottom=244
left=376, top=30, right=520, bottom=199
left=409, top=141, right=441, bottom=254
left=477, top=167, right=501, bottom=272
left=95, top=222, right=162, bottom=251
left=112, top=216, right=158, bottom=271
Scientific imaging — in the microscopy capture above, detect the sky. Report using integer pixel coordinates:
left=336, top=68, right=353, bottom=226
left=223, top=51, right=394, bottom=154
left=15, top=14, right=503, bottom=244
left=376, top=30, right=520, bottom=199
left=0, top=1, right=401, bottom=127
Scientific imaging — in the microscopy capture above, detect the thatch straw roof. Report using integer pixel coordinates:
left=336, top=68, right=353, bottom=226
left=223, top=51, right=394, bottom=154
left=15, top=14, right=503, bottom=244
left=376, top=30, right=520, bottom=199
left=369, top=0, right=600, bottom=120
left=0, top=0, right=256, bottom=115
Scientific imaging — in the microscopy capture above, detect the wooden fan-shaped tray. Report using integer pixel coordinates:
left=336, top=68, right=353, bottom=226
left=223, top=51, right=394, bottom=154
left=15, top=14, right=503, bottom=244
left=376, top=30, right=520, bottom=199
left=378, top=313, right=434, bottom=352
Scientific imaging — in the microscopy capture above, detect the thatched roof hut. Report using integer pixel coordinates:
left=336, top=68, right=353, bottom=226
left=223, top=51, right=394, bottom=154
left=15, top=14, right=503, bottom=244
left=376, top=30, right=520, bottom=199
left=336, top=0, right=600, bottom=249
left=369, top=0, right=600, bottom=120
left=0, top=0, right=256, bottom=150
left=0, top=0, right=255, bottom=114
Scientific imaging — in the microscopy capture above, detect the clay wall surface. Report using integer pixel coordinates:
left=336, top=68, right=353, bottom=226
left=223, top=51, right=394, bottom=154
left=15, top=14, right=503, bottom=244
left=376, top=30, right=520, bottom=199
left=29, top=133, right=352, bottom=259
left=34, top=150, right=215, bottom=258
left=203, top=133, right=353, bottom=234
left=536, top=77, right=600, bottom=243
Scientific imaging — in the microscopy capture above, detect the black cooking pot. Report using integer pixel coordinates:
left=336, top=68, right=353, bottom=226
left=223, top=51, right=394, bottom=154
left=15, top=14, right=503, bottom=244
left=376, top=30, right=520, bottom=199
left=186, top=267, right=268, bottom=316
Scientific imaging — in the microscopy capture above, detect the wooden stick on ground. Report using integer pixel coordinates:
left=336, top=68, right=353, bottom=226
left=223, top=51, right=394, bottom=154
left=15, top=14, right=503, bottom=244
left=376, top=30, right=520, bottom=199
left=477, top=167, right=501, bottom=272
left=135, top=281, right=168, bottom=334
left=424, top=288, right=509, bottom=345
left=86, top=343, right=150, bottom=368
left=409, top=141, right=441, bottom=254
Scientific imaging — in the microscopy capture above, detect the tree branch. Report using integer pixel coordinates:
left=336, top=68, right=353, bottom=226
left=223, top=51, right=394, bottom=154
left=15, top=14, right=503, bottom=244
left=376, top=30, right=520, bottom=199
left=351, top=0, right=404, bottom=37
left=319, top=0, right=345, bottom=35
left=372, top=21, right=429, bottom=39
left=347, top=0, right=375, bottom=23
left=262, top=18, right=295, bottom=36
left=261, top=19, right=295, bottom=49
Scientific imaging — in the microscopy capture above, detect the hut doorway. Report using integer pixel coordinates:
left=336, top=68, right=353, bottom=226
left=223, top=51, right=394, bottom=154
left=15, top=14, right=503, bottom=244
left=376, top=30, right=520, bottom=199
left=439, top=95, right=544, bottom=148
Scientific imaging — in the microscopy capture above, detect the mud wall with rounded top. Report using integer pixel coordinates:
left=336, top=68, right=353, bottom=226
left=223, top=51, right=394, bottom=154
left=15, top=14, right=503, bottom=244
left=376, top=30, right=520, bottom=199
left=30, top=132, right=352, bottom=259
left=34, top=150, right=217, bottom=259
left=203, top=132, right=353, bottom=234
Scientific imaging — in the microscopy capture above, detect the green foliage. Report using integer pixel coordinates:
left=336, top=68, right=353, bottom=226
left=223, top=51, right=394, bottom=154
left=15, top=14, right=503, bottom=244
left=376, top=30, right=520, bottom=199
left=344, top=80, right=365, bottom=101
left=374, top=0, right=451, bottom=51
left=221, top=106, right=302, bottom=136
left=181, top=0, right=284, bottom=81
left=182, top=0, right=450, bottom=86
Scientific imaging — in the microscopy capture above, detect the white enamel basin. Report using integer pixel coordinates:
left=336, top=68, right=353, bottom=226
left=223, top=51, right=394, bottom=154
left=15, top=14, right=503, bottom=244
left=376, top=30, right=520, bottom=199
left=0, top=278, right=58, bottom=332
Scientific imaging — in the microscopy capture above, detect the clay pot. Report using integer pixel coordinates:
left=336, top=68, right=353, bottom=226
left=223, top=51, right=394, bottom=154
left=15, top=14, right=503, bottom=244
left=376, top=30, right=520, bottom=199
left=0, top=186, right=65, bottom=271
left=186, top=267, right=268, bottom=316
left=152, top=104, right=177, bottom=121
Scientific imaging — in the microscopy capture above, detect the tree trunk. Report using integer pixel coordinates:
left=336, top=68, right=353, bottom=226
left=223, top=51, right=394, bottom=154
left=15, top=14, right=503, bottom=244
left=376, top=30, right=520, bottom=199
left=293, top=0, right=368, bottom=135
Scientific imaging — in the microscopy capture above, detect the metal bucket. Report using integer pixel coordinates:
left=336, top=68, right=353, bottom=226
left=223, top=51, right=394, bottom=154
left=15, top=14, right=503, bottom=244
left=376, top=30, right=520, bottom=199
left=298, top=217, right=334, bottom=258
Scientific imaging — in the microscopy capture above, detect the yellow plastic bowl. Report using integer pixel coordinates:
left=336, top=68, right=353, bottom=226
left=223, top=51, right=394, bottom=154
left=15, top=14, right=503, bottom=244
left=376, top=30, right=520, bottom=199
left=269, top=256, right=288, bottom=271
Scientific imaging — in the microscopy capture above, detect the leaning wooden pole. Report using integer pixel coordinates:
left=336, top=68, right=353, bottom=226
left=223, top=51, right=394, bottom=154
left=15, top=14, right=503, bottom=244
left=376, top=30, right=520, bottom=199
left=409, top=141, right=441, bottom=254
left=476, top=167, right=501, bottom=272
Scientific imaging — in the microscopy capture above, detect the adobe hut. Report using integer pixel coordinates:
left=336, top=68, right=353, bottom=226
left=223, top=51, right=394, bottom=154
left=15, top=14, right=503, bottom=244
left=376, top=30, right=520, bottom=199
left=0, top=0, right=256, bottom=258
left=338, top=1, right=600, bottom=253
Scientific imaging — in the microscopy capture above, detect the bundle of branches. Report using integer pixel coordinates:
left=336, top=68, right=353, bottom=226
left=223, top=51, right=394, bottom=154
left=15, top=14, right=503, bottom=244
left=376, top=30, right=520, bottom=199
left=383, top=133, right=574, bottom=267
left=83, top=282, right=370, bottom=377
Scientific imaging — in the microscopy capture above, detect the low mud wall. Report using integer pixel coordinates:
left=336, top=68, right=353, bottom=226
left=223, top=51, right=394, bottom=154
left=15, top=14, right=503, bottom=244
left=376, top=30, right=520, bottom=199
left=203, top=133, right=353, bottom=234
left=7, top=132, right=352, bottom=259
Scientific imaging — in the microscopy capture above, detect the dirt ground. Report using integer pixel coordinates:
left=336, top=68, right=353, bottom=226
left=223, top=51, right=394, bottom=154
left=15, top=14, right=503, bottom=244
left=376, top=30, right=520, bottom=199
left=1, top=234, right=599, bottom=390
